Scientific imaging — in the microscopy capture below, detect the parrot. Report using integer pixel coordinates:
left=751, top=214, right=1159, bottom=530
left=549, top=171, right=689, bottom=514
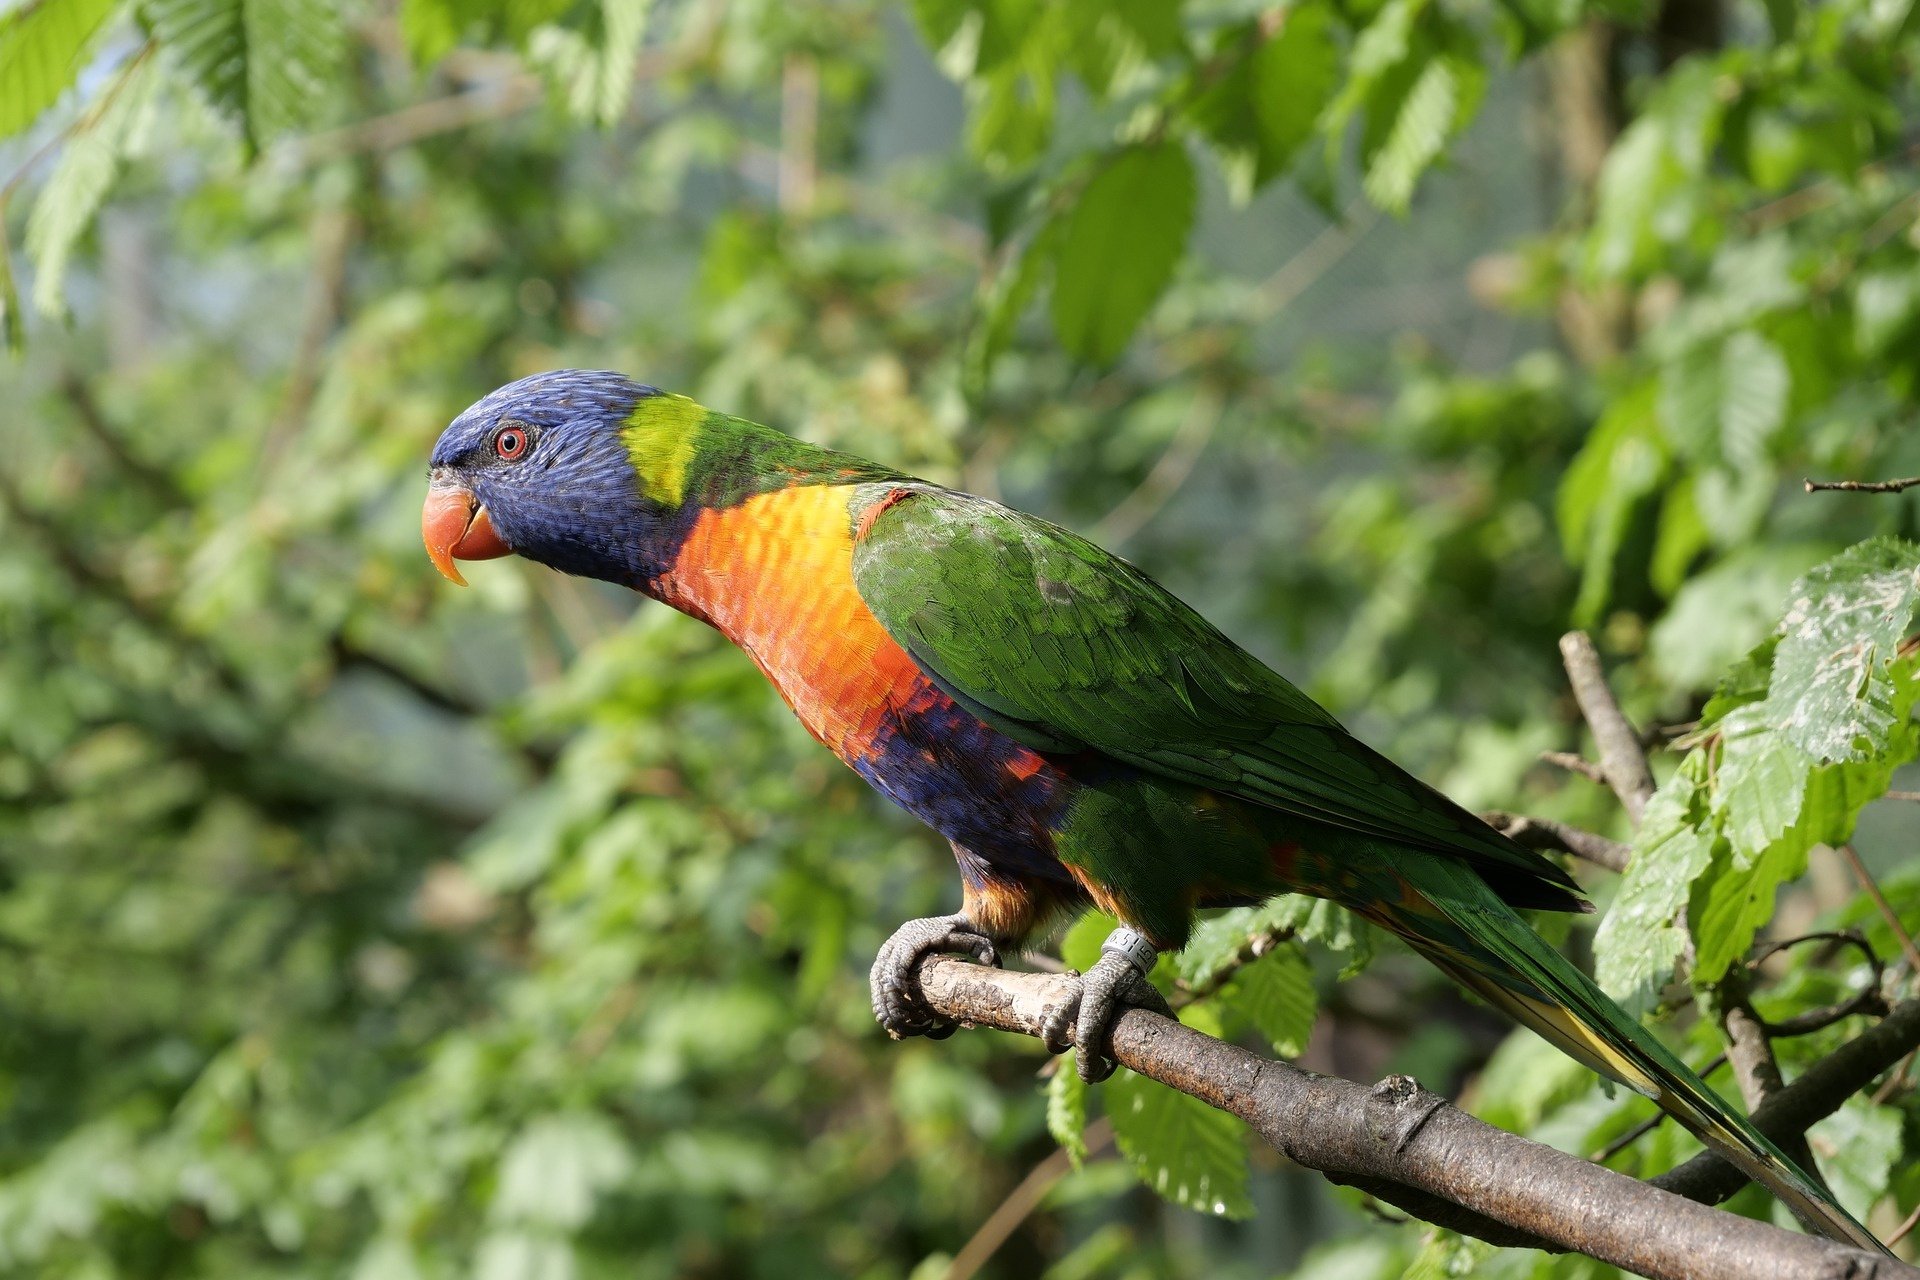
left=422, top=369, right=1883, bottom=1252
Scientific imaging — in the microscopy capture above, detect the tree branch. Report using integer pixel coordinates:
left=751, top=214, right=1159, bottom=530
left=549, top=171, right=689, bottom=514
left=1559, top=632, right=1658, bottom=824
left=1653, top=996, right=1920, bottom=1206
left=1804, top=477, right=1920, bottom=495
left=915, top=956, right=1918, bottom=1280
left=1482, top=810, right=1631, bottom=873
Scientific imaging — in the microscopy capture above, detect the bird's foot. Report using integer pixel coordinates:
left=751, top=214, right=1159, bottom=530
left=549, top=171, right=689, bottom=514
left=1040, top=926, right=1170, bottom=1082
left=870, top=912, right=1000, bottom=1041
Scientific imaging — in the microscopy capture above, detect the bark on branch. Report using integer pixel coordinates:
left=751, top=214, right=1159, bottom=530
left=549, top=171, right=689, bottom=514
left=1559, top=632, right=1658, bottom=824
left=914, top=956, right=1920, bottom=1280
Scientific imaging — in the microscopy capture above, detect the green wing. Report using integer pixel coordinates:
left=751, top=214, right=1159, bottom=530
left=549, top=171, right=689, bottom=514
left=849, top=485, right=1579, bottom=902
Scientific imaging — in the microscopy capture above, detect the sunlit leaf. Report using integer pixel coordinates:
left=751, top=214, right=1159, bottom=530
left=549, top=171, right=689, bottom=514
left=0, top=0, right=120, bottom=140
left=1046, top=1054, right=1089, bottom=1168
left=25, top=53, right=158, bottom=318
left=1107, top=1069, right=1252, bottom=1219
left=1219, top=945, right=1316, bottom=1057
left=142, top=0, right=344, bottom=151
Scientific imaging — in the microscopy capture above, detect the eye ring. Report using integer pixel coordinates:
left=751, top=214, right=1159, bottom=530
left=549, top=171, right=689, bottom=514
left=494, top=425, right=529, bottom=460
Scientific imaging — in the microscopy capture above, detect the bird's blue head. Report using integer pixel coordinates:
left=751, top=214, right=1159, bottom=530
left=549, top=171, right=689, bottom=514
left=423, top=369, right=663, bottom=586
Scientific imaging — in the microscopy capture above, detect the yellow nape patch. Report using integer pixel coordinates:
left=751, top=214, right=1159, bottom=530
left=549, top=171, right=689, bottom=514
left=622, top=393, right=706, bottom=504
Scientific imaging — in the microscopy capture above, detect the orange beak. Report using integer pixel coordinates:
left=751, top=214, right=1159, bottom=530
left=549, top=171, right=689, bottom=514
left=422, top=479, right=512, bottom=586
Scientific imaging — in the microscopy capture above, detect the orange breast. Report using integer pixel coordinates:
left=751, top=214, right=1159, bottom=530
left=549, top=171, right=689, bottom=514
left=652, top=485, right=925, bottom=761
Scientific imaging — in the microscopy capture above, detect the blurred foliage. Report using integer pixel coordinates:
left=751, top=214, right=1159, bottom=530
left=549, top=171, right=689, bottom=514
left=3, top=0, right=1920, bottom=1276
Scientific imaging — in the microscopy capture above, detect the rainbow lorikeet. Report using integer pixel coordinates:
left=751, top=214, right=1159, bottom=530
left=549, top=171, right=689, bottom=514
left=423, top=370, right=1881, bottom=1251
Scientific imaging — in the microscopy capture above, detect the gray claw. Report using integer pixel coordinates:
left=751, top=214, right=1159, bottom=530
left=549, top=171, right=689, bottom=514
left=1039, top=948, right=1173, bottom=1082
left=870, top=913, right=1000, bottom=1040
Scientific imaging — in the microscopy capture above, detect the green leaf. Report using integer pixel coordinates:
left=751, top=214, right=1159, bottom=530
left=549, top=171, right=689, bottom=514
left=143, top=0, right=344, bottom=152
left=1106, top=1069, right=1252, bottom=1218
left=1188, top=6, right=1339, bottom=202
left=526, top=0, right=651, bottom=127
left=1059, top=911, right=1117, bottom=975
left=0, top=0, right=120, bottom=140
left=1718, top=331, right=1789, bottom=468
left=1556, top=381, right=1668, bottom=626
left=1363, top=54, right=1480, bottom=214
left=1249, top=4, right=1338, bottom=177
left=1595, top=752, right=1716, bottom=1017
left=1046, top=1055, right=1089, bottom=1168
left=25, top=54, right=159, bottom=319
left=1048, top=141, right=1195, bottom=364
left=1809, top=1098, right=1901, bottom=1221
left=1658, top=330, right=1789, bottom=477
left=1711, top=703, right=1812, bottom=867
left=399, top=0, right=462, bottom=66
left=1689, top=835, right=1802, bottom=983
left=1701, top=635, right=1780, bottom=728
left=1176, top=897, right=1370, bottom=987
left=1219, top=945, right=1316, bottom=1057
left=1647, top=545, right=1825, bottom=693
left=491, top=1112, right=632, bottom=1228
left=1769, top=537, right=1920, bottom=762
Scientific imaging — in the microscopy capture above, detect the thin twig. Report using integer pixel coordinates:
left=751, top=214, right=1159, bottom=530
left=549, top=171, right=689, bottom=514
left=1558, top=633, right=1658, bottom=824
left=1840, top=844, right=1920, bottom=976
left=1889, top=1200, right=1920, bottom=1249
left=1803, top=477, right=1920, bottom=495
left=1593, top=1054, right=1726, bottom=1163
left=1091, top=389, right=1223, bottom=547
left=1748, top=930, right=1889, bottom=1036
left=1871, top=1051, right=1915, bottom=1105
left=1541, top=750, right=1610, bottom=785
left=944, top=1119, right=1115, bottom=1280
left=1718, top=970, right=1829, bottom=1192
left=1481, top=810, right=1631, bottom=874
left=1653, top=996, right=1920, bottom=1207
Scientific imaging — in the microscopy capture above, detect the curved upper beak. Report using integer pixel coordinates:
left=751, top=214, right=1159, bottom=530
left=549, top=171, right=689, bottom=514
left=422, top=474, right=512, bottom=586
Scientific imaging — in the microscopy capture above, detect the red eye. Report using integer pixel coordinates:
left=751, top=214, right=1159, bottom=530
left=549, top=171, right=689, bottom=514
left=494, top=427, right=527, bottom=460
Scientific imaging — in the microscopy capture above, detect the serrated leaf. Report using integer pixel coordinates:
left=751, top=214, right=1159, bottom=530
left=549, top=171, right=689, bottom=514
left=1689, top=836, right=1802, bottom=984
left=1046, top=1054, right=1088, bottom=1168
left=25, top=54, right=158, bottom=319
left=1219, top=945, right=1316, bottom=1057
left=1595, top=752, right=1716, bottom=1017
left=1048, top=141, right=1194, bottom=364
left=1556, top=381, right=1668, bottom=625
left=1648, top=545, right=1825, bottom=693
left=1701, top=635, right=1778, bottom=728
left=1717, top=331, right=1788, bottom=469
left=1770, top=537, right=1920, bottom=762
left=1106, top=1069, right=1252, bottom=1218
left=1809, top=1098, right=1901, bottom=1221
left=0, top=0, right=120, bottom=140
left=143, top=0, right=344, bottom=152
left=1363, top=55, right=1473, bottom=214
left=1712, top=703, right=1813, bottom=867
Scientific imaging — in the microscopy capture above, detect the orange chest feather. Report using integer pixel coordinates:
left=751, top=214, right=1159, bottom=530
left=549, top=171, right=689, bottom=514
left=653, top=486, right=924, bottom=759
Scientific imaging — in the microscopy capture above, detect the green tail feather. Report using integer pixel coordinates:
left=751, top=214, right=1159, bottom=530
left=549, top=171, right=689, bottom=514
left=1369, top=848, right=1888, bottom=1255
